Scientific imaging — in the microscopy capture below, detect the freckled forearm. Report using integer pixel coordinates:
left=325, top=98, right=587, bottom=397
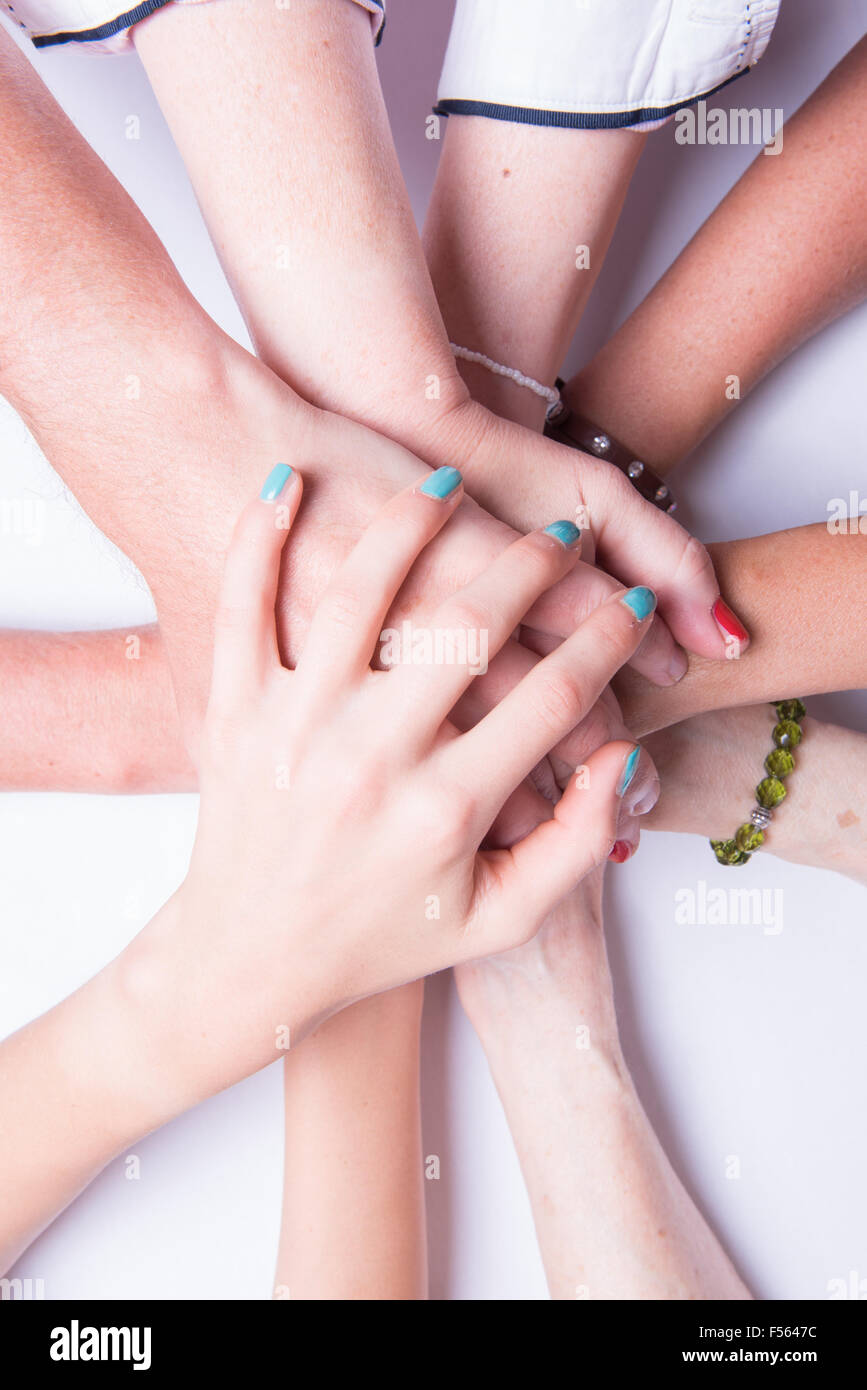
left=467, top=981, right=749, bottom=1300
left=0, top=628, right=193, bottom=792
left=566, top=36, right=867, bottom=470
left=423, top=117, right=646, bottom=430
left=133, top=0, right=469, bottom=445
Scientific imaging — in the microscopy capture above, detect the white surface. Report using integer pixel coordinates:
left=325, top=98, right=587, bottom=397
left=2, top=0, right=866, bottom=1301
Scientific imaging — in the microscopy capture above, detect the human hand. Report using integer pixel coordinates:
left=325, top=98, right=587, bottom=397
left=123, top=462, right=660, bottom=1106
left=439, top=397, right=750, bottom=664
left=112, top=349, right=661, bottom=829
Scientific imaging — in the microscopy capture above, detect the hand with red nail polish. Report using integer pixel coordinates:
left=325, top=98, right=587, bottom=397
left=712, top=596, right=750, bottom=653
left=613, top=524, right=867, bottom=741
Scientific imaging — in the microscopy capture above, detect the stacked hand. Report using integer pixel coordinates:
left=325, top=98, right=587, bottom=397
left=136, top=464, right=660, bottom=1099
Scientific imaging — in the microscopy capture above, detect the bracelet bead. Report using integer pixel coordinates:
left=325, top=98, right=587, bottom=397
left=775, top=698, right=806, bottom=722
left=736, top=822, right=765, bottom=853
left=773, top=719, right=802, bottom=750
left=711, top=838, right=750, bottom=866
left=765, top=748, right=794, bottom=778
left=756, top=776, right=787, bottom=808
left=709, top=700, right=805, bottom=866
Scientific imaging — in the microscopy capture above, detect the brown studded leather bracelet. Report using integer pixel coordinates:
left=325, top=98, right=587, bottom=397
left=544, top=381, right=677, bottom=514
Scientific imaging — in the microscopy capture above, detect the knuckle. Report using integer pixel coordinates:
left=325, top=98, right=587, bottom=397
left=411, top=780, right=477, bottom=859
left=672, top=532, right=715, bottom=587
left=322, top=582, right=366, bottom=633
left=556, top=698, right=618, bottom=767
left=533, top=667, right=587, bottom=734
left=439, top=598, right=489, bottom=642
left=594, top=616, right=633, bottom=670
left=587, top=815, right=618, bottom=868
left=589, top=459, right=632, bottom=512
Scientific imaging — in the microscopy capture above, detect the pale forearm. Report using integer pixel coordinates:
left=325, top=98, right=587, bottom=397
left=0, top=927, right=201, bottom=1273
left=644, top=708, right=867, bottom=886
left=133, top=0, right=741, bottom=671
left=134, top=0, right=470, bottom=446
left=424, top=117, right=645, bottom=430
left=0, top=882, right=335, bottom=1273
left=568, top=36, right=867, bottom=471
left=464, top=955, right=748, bottom=1300
left=276, top=983, right=426, bottom=1300
left=0, top=627, right=193, bottom=792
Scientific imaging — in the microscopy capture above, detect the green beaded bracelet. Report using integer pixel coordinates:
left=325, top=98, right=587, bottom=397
left=710, top=699, right=806, bottom=866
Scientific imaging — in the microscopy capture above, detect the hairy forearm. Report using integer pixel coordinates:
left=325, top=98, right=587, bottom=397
left=276, top=983, right=426, bottom=1301
left=616, top=524, right=867, bottom=736
left=0, top=25, right=317, bottom=744
left=567, top=36, right=867, bottom=470
left=424, top=117, right=645, bottom=429
left=0, top=627, right=193, bottom=792
left=0, top=27, right=220, bottom=438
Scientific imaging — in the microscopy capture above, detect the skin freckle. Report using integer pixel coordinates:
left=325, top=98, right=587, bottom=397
left=837, top=809, right=859, bottom=828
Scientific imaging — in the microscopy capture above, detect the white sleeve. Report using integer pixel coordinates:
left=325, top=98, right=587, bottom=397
left=2, top=0, right=384, bottom=54
left=435, top=0, right=780, bottom=129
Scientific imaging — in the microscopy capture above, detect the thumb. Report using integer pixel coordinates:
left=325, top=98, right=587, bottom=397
left=477, top=740, right=642, bottom=955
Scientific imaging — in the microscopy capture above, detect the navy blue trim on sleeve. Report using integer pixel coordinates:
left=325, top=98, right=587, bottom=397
left=32, top=0, right=385, bottom=47
left=368, top=0, right=385, bottom=46
left=32, top=0, right=171, bottom=45
left=433, top=69, right=748, bottom=130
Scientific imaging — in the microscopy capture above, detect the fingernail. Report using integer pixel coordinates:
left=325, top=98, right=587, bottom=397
left=712, top=596, right=750, bottom=646
left=630, top=776, right=660, bottom=817
left=609, top=840, right=634, bottom=864
left=419, top=466, right=463, bottom=500
left=621, top=586, right=657, bottom=622
left=617, top=745, right=641, bottom=797
left=666, top=645, right=689, bottom=684
left=543, top=520, right=581, bottom=549
left=261, top=463, right=293, bottom=501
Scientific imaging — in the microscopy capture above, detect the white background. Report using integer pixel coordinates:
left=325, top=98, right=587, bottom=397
left=1, top=0, right=866, bottom=1301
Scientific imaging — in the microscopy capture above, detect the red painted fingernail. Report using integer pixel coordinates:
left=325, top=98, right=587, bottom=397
left=608, top=840, right=633, bottom=864
left=712, top=597, right=749, bottom=647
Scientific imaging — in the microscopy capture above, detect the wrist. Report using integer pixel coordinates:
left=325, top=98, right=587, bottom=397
left=103, top=894, right=222, bottom=1133
left=116, top=883, right=334, bottom=1110
left=471, top=973, right=634, bottom=1124
left=457, top=904, right=625, bottom=1078
left=452, top=355, right=550, bottom=432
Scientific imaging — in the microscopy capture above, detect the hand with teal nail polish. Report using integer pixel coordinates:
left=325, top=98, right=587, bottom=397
left=260, top=462, right=294, bottom=501
left=543, top=520, right=582, bottom=549
left=621, top=586, right=657, bottom=623
left=118, top=469, right=663, bottom=1095
left=419, top=465, right=463, bottom=499
left=0, top=466, right=663, bottom=1278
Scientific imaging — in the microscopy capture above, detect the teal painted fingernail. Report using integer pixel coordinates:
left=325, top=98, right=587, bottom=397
left=260, top=463, right=293, bottom=501
left=543, top=520, right=581, bottom=549
left=419, top=466, right=462, bottom=500
left=618, top=745, right=641, bottom=798
left=621, top=586, right=657, bottom=621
